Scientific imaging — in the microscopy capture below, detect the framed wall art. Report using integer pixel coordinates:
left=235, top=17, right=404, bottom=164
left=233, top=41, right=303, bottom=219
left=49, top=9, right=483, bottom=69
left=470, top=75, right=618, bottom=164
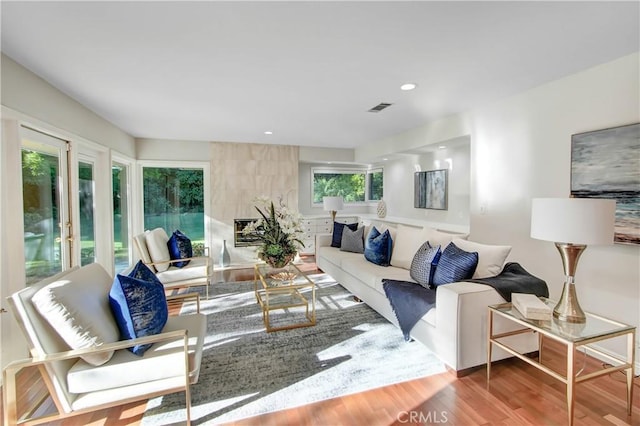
left=414, top=169, right=448, bottom=210
left=571, top=122, right=640, bottom=245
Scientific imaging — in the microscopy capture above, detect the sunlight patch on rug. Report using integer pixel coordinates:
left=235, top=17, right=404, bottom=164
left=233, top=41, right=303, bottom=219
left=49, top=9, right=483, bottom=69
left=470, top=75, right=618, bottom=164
left=142, top=275, right=445, bottom=425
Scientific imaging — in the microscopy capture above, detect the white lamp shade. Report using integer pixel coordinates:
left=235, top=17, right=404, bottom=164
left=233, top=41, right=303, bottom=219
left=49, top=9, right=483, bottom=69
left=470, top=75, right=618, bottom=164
left=323, top=196, right=344, bottom=212
left=531, top=198, right=616, bottom=245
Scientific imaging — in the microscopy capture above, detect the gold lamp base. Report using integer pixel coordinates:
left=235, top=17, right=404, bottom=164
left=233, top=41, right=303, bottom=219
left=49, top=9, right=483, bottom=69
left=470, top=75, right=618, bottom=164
left=552, top=242, right=587, bottom=323
left=553, top=281, right=586, bottom=323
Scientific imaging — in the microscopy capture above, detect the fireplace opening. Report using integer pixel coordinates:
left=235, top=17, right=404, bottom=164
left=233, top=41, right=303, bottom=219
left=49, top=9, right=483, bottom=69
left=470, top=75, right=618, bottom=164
left=234, top=219, right=261, bottom=247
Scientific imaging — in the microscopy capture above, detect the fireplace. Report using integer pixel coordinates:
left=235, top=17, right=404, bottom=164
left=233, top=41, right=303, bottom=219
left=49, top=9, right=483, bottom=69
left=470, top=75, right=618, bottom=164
left=234, top=218, right=261, bottom=247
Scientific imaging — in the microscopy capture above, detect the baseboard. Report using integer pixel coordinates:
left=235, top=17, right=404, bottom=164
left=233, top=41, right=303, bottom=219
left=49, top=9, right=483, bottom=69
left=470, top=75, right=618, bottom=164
left=447, top=364, right=483, bottom=378
left=449, top=351, right=540, bottom=378
left=583, top=342, right=640, bottom=378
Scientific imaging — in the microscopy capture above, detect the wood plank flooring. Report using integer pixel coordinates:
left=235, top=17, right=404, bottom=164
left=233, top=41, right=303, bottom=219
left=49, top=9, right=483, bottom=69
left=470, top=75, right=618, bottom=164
left=2, top=258, right=639, bottom=425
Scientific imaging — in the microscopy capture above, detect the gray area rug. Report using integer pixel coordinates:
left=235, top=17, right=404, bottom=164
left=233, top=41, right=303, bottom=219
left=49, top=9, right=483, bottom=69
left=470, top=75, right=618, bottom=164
left=142, top=273, right=445, bottom=425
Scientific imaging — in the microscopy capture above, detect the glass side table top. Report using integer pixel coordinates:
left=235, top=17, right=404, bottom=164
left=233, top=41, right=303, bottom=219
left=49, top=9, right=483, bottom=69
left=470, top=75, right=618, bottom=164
left=490, top=297, right=634, bottom=343
left=255, top=263, right=313, bottom=288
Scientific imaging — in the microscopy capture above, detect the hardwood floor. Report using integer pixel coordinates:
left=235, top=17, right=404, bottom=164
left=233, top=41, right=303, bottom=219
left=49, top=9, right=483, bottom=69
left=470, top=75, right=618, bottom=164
left=2, top=258, right=639, bottom=425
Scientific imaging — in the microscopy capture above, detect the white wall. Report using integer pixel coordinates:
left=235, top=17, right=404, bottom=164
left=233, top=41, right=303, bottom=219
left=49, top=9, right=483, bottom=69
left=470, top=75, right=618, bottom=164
left=1, top=55, right=136, bottom=157
left=469, top=53, right=640, bottom=363
left=136, top=138, right=211, bottom=160
left=383, top=141, right=470, bottom=228
left=299, top=146, right=355, bottom=163
left=359, top=52, right=640, bottom=365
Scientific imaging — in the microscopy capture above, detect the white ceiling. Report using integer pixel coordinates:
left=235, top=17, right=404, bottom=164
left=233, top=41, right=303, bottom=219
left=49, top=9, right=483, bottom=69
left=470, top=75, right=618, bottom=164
left=1, top=1, right=638, bottom=149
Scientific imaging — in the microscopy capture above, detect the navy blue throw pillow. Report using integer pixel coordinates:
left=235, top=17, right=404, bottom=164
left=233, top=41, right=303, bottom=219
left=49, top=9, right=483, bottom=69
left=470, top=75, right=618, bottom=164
left=331, top=222, right=359, bottom=248
left=431, top=242, right=478, bottom=287
left=109, top=272, right=168, bottom=356
left=364, top=226, right=393, bottom=266
left=167, top=230, right=192, bottom=268
left=409, top=242, right=442, bottom=288
left=128, top=260, right=157, bottom=282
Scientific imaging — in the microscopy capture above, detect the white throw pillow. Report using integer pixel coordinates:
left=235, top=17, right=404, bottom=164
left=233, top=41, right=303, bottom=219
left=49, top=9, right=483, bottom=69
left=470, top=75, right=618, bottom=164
left=133, top=230, right=153, bottom=266
left=452, top=238, right=511, bottom=279
left=390, top=224, right=427, bottom=269
left=32, top=274, right=120, bottom=366
left=377, top=224, right=397, bottom=247
left=145, top=228, right=172, bottom=272
left=424, top=227, right=467, bottom=248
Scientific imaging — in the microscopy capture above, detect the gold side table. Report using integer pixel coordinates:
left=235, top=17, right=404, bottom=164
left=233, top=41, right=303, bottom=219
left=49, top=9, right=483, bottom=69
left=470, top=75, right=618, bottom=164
left=487, top=299, right=635, bottom=426
left=254, top=263, right=316, bottom=332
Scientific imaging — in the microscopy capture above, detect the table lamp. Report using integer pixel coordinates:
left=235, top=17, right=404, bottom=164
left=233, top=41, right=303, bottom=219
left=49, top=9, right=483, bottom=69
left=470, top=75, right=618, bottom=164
left=530, top=198, right=616, bottom=323
left=323, top=196, right=344, bottom=223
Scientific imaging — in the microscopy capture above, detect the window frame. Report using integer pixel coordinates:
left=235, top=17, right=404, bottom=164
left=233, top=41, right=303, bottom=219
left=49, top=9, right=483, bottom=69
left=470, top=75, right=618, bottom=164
left=311, top=166, right=384, bottom=207
left=112, top=154, right=134, bottom=274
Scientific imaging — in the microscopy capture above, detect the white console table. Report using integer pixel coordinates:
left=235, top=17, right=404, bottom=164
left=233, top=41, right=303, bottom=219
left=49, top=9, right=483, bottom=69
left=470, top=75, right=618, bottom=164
left=299, top=216, right=358, bottom=254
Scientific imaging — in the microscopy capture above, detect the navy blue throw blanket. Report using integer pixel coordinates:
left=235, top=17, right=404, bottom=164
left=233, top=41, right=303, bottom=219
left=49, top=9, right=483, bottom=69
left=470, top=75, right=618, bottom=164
left=382, top=262, right=548, bottom=341
left=382, top=280, right=436, bottom=341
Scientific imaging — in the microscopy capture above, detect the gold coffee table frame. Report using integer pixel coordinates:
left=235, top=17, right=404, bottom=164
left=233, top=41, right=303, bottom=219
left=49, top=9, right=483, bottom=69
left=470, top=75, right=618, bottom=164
left=254, top=263, right=316, bottom=332
left=488, top=298, right=635, bottom=426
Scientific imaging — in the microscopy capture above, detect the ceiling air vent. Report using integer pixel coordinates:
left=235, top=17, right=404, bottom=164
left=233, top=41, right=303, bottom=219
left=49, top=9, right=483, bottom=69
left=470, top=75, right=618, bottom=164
left=368, top=102, right=393, bottom=113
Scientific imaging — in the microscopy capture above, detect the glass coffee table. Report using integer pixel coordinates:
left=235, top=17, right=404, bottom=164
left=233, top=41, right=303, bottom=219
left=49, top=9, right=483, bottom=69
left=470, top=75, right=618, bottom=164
left=254, top=263, right=316, bottom=332
left=488, top=298, right=635, bottom=426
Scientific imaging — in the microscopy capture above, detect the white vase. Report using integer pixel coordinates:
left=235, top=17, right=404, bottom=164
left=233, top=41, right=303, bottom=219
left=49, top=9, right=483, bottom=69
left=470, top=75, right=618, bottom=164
left=376, top=199, right=387, bottom=218
left=220, top=240, right=230, bottom=267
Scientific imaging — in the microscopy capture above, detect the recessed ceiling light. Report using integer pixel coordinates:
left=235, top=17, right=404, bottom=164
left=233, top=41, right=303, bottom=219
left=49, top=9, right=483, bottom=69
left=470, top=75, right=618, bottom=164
left=383, top=158, right=388, bottom=161
left=400, top=83, right=417, bottom=91
left=438, top=146, right=446, bottom=149
left=264, top=131, right=273, bottom=135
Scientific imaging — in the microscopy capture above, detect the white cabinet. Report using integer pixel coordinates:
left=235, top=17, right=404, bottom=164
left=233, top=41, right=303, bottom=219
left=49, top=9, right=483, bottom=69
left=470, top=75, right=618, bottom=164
left=299, top=216, right=358, bottom=254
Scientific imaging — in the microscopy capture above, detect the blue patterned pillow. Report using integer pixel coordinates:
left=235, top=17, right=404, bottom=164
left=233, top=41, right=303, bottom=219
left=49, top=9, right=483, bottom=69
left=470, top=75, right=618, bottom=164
left=410, top=242, right=442, bottom=288
left=167, top=230, right=192, bottom=268
left=331, top=222, right=359, bottom=248
left=109, top=272, right=168, bottom=356
left=364, top=226, right=393, bottom=266
left=432, top=242, right=478, bottom=287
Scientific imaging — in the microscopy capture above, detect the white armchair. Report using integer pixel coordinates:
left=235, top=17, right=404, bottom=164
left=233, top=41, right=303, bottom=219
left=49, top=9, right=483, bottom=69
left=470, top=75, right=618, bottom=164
left=3, top=263, right=206, bottom=426
left=133, top=228, right=212, bottom=299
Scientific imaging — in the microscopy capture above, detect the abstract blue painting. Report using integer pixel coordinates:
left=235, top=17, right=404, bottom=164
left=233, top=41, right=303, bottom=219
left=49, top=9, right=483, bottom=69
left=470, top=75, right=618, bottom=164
left=571, top=123, right=640, bottom=245
left=415, top=169, right=448, bottom=210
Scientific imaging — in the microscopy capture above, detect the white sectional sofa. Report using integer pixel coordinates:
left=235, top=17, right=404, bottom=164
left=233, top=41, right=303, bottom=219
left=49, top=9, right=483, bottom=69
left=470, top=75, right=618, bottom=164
left=316, top=222, right=538, bottom=376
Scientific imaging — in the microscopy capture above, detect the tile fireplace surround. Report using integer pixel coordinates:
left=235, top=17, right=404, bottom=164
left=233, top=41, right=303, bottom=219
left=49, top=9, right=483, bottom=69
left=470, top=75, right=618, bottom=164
left=210, top=142, right=299, bottom=264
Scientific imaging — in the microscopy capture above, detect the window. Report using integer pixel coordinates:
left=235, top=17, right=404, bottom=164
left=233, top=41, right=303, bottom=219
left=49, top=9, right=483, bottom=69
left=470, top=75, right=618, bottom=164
left=78, top=160, right=96, bottom=266
left=367, top=168, right=383, bottom=201
left=112, top=161, right=131, bottom=274
left=142, top=166, right=205, bottom=247
left=312, top=167, right=383, bottom=205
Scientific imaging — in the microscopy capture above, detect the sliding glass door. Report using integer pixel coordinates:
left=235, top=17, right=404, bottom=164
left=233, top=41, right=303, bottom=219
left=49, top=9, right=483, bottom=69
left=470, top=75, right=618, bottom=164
left=21, top=127, right=106, bottom=283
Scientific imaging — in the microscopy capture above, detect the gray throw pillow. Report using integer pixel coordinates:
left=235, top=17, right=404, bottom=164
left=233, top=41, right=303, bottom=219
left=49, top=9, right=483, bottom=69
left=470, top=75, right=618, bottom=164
left=340, top=226, right=364, bottom=253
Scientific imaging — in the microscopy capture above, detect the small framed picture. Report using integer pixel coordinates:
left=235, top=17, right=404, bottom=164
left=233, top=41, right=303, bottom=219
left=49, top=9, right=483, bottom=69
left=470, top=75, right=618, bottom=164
left=414, top=169, right=448, bottom=210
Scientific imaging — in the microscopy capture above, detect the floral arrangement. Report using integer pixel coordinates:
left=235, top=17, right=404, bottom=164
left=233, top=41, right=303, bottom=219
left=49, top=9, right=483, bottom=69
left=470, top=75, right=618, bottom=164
left=243, top=196, right=305, bottom=268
